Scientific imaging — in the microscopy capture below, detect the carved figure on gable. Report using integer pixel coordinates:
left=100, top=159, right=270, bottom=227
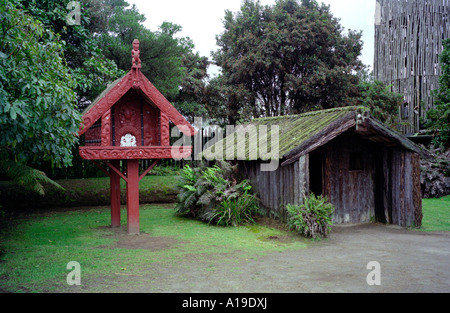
left=119, top=105, right=133, bottom=124
left=131, top=39, right=141, bottom=68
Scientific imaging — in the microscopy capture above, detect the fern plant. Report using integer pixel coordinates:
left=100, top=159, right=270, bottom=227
left=175, top=162, right=259, bottom=227
left=210, top=191, right=259, bottom=227
left=287, top=193, right=335, bottom=239
left=0, top=159, right=63, bottom=196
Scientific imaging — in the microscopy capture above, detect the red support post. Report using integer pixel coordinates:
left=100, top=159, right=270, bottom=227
left=126, top=159, right=140, bottom=234
left=110, top=160, right=121, bottom=228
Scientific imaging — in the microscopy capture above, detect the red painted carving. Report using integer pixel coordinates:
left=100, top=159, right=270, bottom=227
left=85, top=121, right=101, bottom=146
left=101, top=109, right=111, bottom=146
left=79, top=75, right=133, bottom=135
left=79, top=146, right=192, bottom=160
left=131, top=39, right=141, bottom=69
left=160, top=112, right=170, bottom=146
left=114, top=91, right=141, bottom=146
left=143, top=103, right=160, bottom=146
left=78, top=39, right=196, bottom=235
left=78, top=70, right=195, bottom=138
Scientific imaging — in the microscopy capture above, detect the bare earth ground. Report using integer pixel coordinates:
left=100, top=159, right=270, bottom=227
left=75, top=222, right=450, bottom=293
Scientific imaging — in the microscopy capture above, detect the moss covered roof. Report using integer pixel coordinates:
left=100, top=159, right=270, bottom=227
left=201, top=106, right=421, bottom=163
left=202, top=106, right=362, bottom=161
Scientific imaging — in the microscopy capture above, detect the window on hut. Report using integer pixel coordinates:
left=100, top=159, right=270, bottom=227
left=349, top=152, right=363, bottom=171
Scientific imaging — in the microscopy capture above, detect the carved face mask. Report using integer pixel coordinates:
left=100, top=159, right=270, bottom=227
left=120, top=133, right=137, bottom=147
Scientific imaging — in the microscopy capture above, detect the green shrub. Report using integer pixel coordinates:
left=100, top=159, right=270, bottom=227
left=287, top=193, right=335, bottom=239
left=175, top=162, right=259, bottom=226
left=149, top=165, right=181, bottom=176
left=210, top=191, right=259, bottom=227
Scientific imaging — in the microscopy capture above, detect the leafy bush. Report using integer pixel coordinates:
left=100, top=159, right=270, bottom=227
left=175, top=162, right=259, bottom=226
left=287, top=194, right=335, bottom=239
left=357, top=80, right=404, bottom=129
left=210, top=192, right=259, bottom=227
left=149, top=165, right=181, bottom=176
left=426, top=38, right=450, bottom=148
left=420, top=146, right=450, bottom=198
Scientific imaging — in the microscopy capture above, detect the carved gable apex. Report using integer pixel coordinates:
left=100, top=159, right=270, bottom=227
left=78, top=44, right=196, bottom=138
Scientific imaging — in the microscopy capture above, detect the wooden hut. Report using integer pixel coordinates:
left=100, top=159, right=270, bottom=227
left=202, top=107, right=423, bottom=228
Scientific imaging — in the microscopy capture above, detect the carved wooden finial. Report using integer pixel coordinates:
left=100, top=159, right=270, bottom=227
left=131, top=39, right=141, bottom=69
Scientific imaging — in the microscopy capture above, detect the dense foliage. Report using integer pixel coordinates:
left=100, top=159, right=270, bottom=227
left=18, top=0, right=126, bottom=109
left=357, top=80, right=404, bottom=129
left=287, top=193, right=335, bottom=239
left=0, top=0, right=420, bottom=197
left=0, top=0, right=210, bottom=192
left=213, top=0, right=363, bottom=123
left=0, top=2, right=81, bottom=167
left=427, top=38, right=450, bottom=148
left=175, top=162, right=259, bottom=227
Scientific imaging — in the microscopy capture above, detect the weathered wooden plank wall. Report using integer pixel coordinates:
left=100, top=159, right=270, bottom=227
left=238, top=134, right=422, bottom=227
left=374, top=0, right=450, bottom=134
left=239, top=157, right=308, bottom=222
left=385, top=148, right=423, bottom=227
left=318, top=133, right=376, bottom=224
left=412, top=153, right=423, bottom=226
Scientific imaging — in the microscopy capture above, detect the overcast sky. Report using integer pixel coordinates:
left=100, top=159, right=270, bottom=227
left=127, top=0, right=375, bottom=77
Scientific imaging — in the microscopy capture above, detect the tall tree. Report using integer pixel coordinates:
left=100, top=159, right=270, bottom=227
left=357, top=80, right=404, bottom=129
left=172, top=51, right=210, bottom=123
left=0, top=1, right=81, bottom=193
left=19, top=0, right=126, bottom=109
left=427, top=38, right=450, bottom=147
left=213, top=0, right=363, bottom=123
left=97, top=2, right=196, bottom=100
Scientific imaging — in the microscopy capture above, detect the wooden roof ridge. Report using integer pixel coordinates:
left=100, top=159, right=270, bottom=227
left=253, top=106, right=364, bottom=122
left=281, top=111, right=357, bottom=165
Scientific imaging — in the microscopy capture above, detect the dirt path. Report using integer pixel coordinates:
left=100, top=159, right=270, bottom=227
left=87, top=223, right=450, bottom=293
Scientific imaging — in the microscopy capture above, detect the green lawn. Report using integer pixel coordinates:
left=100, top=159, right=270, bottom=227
left=420, top=195, right=450, bottom=231
left=0, top=204, right=306, bottom=293
left=0, top=175, right=180, bottom=210
left=0, top=176, right=448, bottom=292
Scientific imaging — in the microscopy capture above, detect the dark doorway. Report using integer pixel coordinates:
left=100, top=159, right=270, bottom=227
left=309, top=154, right=323, bottom=196
left=374, top=149, right=388, bottom=223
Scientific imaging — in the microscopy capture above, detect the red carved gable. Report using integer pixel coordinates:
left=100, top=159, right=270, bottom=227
left=78, top=69, right=195, bottom=138
left=78, top=41, right=196, bottom=161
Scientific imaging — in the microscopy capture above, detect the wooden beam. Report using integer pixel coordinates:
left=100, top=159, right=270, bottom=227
left=110, top=159, right=121, bottom=228
left=90, top=160, right=110, bottom=177
left=282, top=118, right=356, bottom=166
left=139, top=160, right=159, bottom=181
left=106, top=161, right=128, bottom=182
left=79, top=146, right=192, bottom=160
left=126, top=159, right=140, bottom=235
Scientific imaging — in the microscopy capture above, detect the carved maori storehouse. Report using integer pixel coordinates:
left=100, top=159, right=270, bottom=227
left=203, top=107, right=423, bottom=228
left=374, top=0, right=450, bottom=134
left=78, top=40, right=195, bottom=234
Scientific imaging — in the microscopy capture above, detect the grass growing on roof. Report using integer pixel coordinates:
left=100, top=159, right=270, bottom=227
left=202, top=106, right=361, bottom=160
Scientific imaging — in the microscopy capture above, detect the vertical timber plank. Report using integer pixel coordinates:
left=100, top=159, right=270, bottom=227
left=126, top=159, right=140, bottom=234
left=110, top=159, right=121, bottom=227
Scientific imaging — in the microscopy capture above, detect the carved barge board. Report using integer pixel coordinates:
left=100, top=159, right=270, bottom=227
left=79, top=146, right=192, bottom=160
